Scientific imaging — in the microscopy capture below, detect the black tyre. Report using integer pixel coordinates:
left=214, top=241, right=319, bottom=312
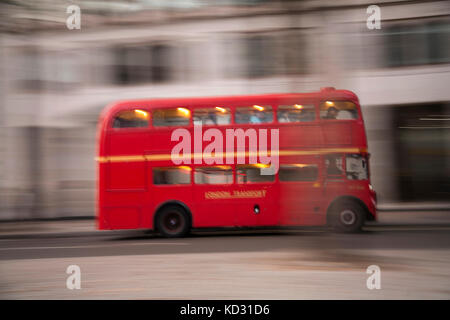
left=155, top=205, right=190, bottom=238
left=329, top=200, right=365, bottom=233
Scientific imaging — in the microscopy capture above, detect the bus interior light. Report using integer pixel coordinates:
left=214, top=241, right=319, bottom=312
left=177, top=107, right=190, bottom=116
left=134, top=109, right=149, bottom=118
left=253, top=163, right=270, bottom=168
left=292, top=164, right=309, bottom=168
left=215, top=107, right=226, bottom=113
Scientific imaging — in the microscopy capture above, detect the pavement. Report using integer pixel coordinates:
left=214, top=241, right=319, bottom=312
left=0, top=218, right=99, bottom=239
left=1, top=220, right=450, bottom=299
left=0, top=209, right=450, bottom=299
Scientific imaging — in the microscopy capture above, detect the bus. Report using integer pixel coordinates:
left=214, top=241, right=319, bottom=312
left=96, top=87, right=376, bottom=237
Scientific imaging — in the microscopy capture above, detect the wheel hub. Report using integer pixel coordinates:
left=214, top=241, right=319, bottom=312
left=164, top=213, right=182, bottom=231
left=340, top=209, right=356, bottom=225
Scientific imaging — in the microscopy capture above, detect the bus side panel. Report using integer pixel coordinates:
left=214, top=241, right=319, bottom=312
left=278, top=155, right=327, bottom=226
left=234, top=184, right=278, bottom=227
left=324, top=180, right=376, bottom=219
left=149, top=185, right=194, bottom=226
left=277, top=116, right=326, bottom=226
left=279, top=124, right=323, bottom=149
left=97, top=163, right=109, bottom=230
left=106, top=161, right=147, bottom=191
left=104, top=207, right=141, bottom=229
left=99, top=127, right=151, bottom=230
left=100, top=190, right=149, bottom=229
left=192, top=184, right=237, bottom=227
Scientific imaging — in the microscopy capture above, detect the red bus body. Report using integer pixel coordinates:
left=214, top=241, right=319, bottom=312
left=96, top=88, right=376, bottom=232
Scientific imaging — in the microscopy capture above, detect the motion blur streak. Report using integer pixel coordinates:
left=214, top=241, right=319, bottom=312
left=0, top=0, right=449, bottom=300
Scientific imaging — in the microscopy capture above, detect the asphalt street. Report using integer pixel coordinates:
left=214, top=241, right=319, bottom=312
left=1, top=215, right=450, bottom=299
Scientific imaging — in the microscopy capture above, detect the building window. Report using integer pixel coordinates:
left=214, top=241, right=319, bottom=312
left=114, top=44, right=172, bottom=85
left=394, top=103, right=450, bottom=201
left=17, top=49, right=42, bottom=91
left=384, top=21, right=450, bottom=67
left=428, top=21, right=450, bottom=64
left=245, top=35, right=275, bottom=78
left=282, top=32, right=309, bottom=75
left=114, top=46, right=151, bottom=84
left=150, top=45, right=171, bottom=83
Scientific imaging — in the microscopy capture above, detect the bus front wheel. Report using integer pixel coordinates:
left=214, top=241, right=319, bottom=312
left=329, top=200, right=365, bottom=233
left=155, top=205, right=190, bottom=238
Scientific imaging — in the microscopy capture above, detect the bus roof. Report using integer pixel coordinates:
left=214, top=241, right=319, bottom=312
left=100, top=88, right=359, bottom=120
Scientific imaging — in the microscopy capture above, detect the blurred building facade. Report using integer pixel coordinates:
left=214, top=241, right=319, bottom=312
left=0, top=0, right=449, bottom=219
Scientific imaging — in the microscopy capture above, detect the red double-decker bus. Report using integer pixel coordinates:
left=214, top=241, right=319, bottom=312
left=96, top=87, right=376, bottom=237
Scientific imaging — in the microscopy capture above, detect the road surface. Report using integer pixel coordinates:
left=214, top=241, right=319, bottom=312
left=0, top=221, right=450, bottom=299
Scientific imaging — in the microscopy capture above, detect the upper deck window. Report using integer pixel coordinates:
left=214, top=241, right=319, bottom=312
left=153, top=108, right=191, bottom=127
left=320, top=101, right=358, bottom=120
left=277, top=104, right=315, bottom=123
left=235, top=105, right=273, bottom=124
left=193, top=107, right=231, bottom=126
left=112, top=109, right=149, bottom=128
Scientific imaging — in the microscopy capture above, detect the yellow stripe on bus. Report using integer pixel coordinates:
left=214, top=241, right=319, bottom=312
left=96, top=148, right=367, bottom=163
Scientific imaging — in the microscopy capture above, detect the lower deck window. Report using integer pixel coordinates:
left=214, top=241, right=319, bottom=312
left=326, top=154, right=344, bottom=179
left=153, top=166, right=191, bottom=185
left=236, top=165, right=275, bottom=184
left=194, top=166, right=233, bottom=184
left=279, top=164, right=318, bottom=181
left=346, top=154, right=368, bottom=180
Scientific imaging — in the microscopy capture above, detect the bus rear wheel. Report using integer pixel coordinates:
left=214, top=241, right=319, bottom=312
left=156, top=205, right=190, bottom=238
left=329, top=200, right=365, bottom=233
